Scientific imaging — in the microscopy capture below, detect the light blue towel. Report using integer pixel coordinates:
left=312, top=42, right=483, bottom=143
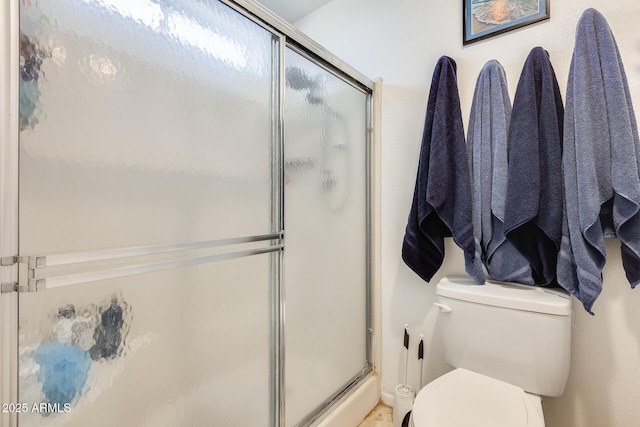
left=558, top=9, right=640, bottom=314
left=468, top=60, right=533, bottom=284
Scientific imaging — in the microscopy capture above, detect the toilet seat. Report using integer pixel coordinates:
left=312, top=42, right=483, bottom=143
left=411, top=368, right=545, bottom=427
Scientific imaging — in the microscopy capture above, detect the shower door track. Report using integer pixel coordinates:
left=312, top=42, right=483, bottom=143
left=220, top=0, right=374, bottom=92
left=295, top=365, right=373, bottom=427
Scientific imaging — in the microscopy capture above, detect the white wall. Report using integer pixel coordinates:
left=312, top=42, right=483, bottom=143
left=296, top=1, right=640, bottom=426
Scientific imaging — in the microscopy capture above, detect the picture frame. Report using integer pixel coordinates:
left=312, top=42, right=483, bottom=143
left=463, top=0, right=550, bottom=45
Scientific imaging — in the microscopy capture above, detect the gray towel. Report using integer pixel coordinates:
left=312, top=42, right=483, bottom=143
left=402, top=56, right=485, bottom=284
left=503, top=47, right=564, bottom=286
left=468, top=60, right=533, bottom=284
left=558, top=8, right=640, bottom=314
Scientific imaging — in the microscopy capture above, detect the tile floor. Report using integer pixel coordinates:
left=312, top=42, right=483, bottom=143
left=357, top=403, right=393, bottom=427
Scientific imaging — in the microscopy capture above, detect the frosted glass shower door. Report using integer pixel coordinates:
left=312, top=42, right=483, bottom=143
left=17, top=0, right=280, bottom=426
left=284, top=48, right=369, bottom=426
left=18, top=254, right=275, bottom=427
left=19, top=0, right=276, bottom=254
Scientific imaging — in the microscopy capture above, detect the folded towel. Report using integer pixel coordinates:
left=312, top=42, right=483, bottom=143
left=503, top=47, right=564, bottom=286
left=402, top=56, right=484, bottom=283
left=558, top=8, right=640, bottom=314
left=468, top=60, right=533, bottom=284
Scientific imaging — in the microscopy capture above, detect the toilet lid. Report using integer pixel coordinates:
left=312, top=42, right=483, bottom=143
left=412, top=369, right=544, bottom=427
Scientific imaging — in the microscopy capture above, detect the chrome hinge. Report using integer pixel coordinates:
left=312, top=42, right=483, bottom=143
left=1, top=282, right=17, bottom=293
left=0, top=256, right=17, bottom=266
left=0, top=279, right=45, bottom=293
left=1, top=255, right=46, bottom=269
left=0, top=255, right=47, bottom=293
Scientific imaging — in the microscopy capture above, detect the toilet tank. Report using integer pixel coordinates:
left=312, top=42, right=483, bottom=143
left=436, top=276, right=572, bottom=397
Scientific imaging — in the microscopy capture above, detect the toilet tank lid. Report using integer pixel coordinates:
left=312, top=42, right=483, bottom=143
left=437, top=277, right=572, bottom=316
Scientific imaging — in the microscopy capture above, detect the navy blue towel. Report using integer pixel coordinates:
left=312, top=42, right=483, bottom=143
left=402, top=56, right=484, bottom=283
left=503, top=47, right=564, bottom=286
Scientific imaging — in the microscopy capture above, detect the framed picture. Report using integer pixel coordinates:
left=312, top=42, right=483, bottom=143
left=463, top=0, right=550, bottom=45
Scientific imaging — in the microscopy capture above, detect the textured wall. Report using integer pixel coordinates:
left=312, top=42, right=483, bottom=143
left=296, top=1, right=640, bottom=426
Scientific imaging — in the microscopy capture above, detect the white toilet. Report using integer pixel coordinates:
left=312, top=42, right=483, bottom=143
left=410, top=276, right=572, bottom=427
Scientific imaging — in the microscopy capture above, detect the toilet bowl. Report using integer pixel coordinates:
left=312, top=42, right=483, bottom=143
left=410, top=369, right=544, bottom=427
left=408, top=277, right=572, bottom=427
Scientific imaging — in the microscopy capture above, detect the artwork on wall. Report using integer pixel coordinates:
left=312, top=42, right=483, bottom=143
left=463, top=0, right=550, bottom=45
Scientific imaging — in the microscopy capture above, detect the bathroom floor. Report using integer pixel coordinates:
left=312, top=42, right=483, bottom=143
left=358, top=404, right=393, bottom=427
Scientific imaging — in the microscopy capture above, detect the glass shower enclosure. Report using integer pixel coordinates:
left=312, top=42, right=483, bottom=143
left=0, top=0, right=375, bottom=426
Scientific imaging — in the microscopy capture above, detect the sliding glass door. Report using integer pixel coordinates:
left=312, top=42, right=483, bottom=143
left=18, top=1, right=279, bottom=426
left=284, top=48, right=369, bottom=426
left=8, top=1, right=373, bottom=426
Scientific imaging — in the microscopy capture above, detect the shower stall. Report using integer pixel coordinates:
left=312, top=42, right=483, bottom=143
left=0, top=0, right=379, bottom=426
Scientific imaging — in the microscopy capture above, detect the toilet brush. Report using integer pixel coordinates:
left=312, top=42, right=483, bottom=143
left=403, top=325, right=409, bottom=386
left=400, top=335, right=424, bottom=427
left=393, top=325, right=415, bottom=427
